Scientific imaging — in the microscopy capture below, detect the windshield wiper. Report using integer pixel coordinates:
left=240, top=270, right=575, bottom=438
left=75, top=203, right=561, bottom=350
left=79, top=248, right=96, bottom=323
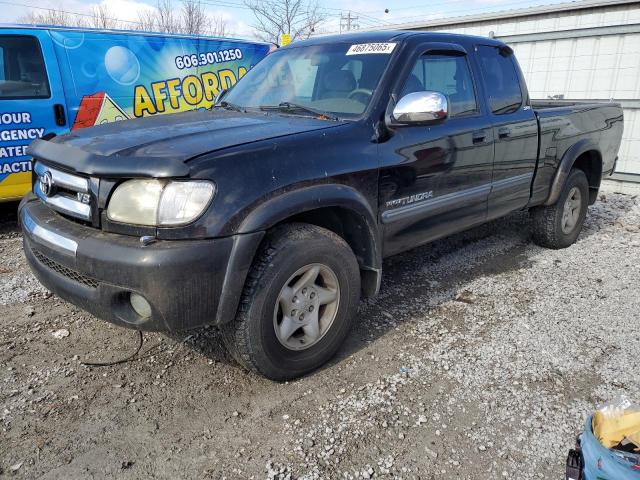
left=215, top=100, right=244, bottom=112
left=259, top=102, right=339, bottom=120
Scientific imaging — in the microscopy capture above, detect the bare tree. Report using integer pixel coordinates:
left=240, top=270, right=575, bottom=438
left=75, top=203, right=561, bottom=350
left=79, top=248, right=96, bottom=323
left=154, top=0, right=181, bottom=33
left=245, top=0, right=327, bottom=43
left=304, top=2, right=326, bottom=38
left=210, top=15, right=229, bottom=37
left=90, top=4, right=120, bottom=29
left=19, top=0, right=229, bottom=35
left=134, top=0, right=231, bottom=36
left=19, top=8, right=86, bottom=27
left=135, top=9, right=157, bottom=32
left=181, top=0, right=210, bottom=35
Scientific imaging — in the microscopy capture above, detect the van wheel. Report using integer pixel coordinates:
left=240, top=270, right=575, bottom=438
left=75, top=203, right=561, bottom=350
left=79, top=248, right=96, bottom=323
left=221, top=223, right=360, bottom=381
left=531, top=168, right=589, bottom=249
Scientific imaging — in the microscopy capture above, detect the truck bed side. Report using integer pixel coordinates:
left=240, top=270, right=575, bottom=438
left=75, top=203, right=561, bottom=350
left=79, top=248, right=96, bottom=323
left=529, top=101, right=624, bottom=206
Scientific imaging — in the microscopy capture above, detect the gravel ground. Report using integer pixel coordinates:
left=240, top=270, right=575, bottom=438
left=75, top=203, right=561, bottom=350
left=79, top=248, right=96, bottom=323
left=0, top=188, right=638, bottom=479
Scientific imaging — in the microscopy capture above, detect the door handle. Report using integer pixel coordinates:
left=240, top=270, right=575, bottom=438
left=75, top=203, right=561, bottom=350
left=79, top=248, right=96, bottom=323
left=53, top=104, right=66, bottom=127
left=498, top=127, right=511, bottom=139
left=472, top=130, right=486, bottom=144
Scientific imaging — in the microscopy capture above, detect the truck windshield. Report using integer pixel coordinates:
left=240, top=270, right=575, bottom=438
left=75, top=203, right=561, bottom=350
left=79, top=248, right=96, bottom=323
left=223, top=43, right=394, bottom=118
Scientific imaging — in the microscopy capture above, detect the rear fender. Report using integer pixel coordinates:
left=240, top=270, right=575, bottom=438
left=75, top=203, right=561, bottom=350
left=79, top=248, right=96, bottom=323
left=544, top=139, right=601, bottom=206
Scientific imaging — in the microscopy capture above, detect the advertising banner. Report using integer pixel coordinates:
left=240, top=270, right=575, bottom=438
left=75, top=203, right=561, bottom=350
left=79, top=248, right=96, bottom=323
left=0, top=28, right=270, bottom=200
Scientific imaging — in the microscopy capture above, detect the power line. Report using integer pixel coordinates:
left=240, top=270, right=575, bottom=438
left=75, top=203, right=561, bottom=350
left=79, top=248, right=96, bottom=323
left=360, top=0, right=569, bottom=26
left=320, top=0, right=571, bottom=34
left=198, top=0, right=376, bottom=22
left=5, top=0, right=566, bottom=39
left=340, top=11, right=359, bottom=32
left=357, top=0, right=563, bottom=16
left=203, top=0, right=394, bottom=26
left=3, top=0, right=343, bottom=26
left=4, top=0, right=394, bottom=35
left=9, top=0, right=547, bottom=33
left=2, top=0, right=145, bottom=25
left=3, top=0, right=345, bottom=33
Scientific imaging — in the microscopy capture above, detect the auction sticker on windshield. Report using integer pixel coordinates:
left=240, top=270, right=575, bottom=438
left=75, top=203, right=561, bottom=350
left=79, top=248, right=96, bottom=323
left=346, top=43, right=396, bottom=55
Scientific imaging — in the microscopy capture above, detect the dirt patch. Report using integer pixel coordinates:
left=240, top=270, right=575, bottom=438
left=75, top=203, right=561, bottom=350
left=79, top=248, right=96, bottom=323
left=1, top=193, right=639, bottom=479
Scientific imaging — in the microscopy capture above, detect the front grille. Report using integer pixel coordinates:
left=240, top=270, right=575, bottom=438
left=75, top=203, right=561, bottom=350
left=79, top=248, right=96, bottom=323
left=32, top=249, right=100, bottom=289
left=33, top=162, right=93, bottom=222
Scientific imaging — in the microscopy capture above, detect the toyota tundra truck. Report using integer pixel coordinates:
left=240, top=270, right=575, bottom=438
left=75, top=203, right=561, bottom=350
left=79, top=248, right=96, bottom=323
left=19, top=31, right=624, bottom=380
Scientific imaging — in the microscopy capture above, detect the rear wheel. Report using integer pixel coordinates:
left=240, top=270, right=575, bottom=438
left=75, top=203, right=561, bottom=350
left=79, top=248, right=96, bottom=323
left=531, top=168, right=589, bottom=249
left=221, top=223, right=360, bottom=381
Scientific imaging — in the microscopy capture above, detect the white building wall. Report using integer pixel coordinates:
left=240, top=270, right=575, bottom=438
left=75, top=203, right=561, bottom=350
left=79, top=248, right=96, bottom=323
left=412, top=2, right=640, bottom=175
left=511, top=34, right=640, bottom=173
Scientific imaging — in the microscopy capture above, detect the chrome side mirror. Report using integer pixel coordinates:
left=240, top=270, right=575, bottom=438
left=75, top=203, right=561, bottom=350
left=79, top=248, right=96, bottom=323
left=391, top=91, right=448, bottom=124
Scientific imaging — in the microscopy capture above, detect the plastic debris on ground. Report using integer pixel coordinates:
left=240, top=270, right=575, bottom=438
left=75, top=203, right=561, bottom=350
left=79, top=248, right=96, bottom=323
left=567, top=396, right=640, bottom=479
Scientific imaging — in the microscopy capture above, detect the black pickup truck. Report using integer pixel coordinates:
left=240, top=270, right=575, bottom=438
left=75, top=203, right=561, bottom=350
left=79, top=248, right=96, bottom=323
left=20, top=31, right=623, bottom=380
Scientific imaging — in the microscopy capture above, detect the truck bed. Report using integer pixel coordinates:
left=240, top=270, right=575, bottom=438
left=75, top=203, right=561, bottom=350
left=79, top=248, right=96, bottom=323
left=531, top=99, right=621, bottom=110
left=528, top=99, right=624, bottom=205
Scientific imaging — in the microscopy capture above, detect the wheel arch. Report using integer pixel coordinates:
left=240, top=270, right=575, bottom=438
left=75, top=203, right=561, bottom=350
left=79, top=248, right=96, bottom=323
left=572, top=150, right=603, bottom=205
left=545, top=139, right=603, bottom=206
left=238, top=184, right=382, bottom=297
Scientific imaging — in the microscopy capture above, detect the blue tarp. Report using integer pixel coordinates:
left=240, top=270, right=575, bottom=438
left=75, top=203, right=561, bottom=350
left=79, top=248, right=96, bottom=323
left=581, top=416, right=640, bottom=479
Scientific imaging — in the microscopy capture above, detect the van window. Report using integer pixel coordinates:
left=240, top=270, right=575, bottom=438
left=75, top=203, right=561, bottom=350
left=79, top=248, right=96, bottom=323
left=0, top=36, right=50, bottom=99
left=401, top=53, right=478, bottom=117
left=477, top=45, right=522, bottom=115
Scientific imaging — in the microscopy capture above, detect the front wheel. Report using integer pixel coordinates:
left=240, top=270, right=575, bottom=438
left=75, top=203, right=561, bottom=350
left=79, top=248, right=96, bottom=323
left=530, top=168, right=589, bottom=249
left=221, top=223, right=361, bottom=381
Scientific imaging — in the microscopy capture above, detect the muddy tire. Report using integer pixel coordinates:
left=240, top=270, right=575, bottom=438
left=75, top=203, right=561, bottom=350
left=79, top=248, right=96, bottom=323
left=221, top=223, right=360, bottom=381
left=531, top=168, right=589, bottom=249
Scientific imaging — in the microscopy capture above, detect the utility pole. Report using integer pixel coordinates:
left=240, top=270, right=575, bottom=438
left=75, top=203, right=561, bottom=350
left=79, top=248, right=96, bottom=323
left=340, top=11, right=359, bottom=33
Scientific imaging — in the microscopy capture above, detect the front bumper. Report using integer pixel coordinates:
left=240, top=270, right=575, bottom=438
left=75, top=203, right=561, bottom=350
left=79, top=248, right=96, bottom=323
left=19, top=196, right=263, bottom=331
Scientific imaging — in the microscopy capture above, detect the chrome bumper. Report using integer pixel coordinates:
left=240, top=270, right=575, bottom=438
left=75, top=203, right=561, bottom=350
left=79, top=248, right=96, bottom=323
left=21, top=206, right=78, bottom=255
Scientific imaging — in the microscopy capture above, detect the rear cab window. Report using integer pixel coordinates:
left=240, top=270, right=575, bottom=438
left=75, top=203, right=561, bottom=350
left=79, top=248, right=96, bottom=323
left=477, top=45, right=523, bottom=115
left=0, top=35, right=50, bottom=99
left=401, top=53, right=479, bottom=117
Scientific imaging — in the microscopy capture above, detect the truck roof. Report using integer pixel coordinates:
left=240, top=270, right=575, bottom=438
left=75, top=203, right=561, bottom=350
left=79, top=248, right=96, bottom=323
left=292, top=30, right=507, bottom=49
left=0, top=23, right=270, bottom=46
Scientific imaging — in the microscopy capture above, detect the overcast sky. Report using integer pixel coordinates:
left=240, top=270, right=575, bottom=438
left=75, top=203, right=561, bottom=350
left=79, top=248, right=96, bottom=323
left=0, top=0, right=568, bottom=39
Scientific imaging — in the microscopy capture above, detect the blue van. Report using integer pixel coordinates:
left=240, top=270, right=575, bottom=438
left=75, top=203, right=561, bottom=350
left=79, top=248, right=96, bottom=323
left=0, top=25, right=270, bottom=201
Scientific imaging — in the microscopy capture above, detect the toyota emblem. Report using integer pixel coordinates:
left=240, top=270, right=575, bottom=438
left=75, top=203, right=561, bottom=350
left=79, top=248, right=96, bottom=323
left=39, top=171, right=53, bottom=197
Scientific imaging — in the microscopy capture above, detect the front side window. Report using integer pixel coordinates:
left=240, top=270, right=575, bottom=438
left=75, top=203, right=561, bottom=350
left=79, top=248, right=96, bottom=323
left=400, top=53, right=478, bottom=117
left=0, top=36, right=50, bottom=100
left=477, top=45, right=523, bottom=115
left=224, top=43, right=393, bottom=118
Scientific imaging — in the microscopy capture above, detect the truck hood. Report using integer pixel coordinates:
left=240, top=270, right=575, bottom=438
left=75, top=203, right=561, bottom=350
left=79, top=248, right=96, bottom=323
left=28, top=109, right=347, bottom=178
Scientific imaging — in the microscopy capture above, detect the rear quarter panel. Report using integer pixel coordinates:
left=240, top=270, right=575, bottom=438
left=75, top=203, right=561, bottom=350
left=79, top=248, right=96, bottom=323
left=530, top=103, right=623, bottom=205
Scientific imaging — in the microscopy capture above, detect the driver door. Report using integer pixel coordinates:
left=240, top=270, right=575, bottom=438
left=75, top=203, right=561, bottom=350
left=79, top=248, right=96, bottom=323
left=378, top=45, right=494, bottom=256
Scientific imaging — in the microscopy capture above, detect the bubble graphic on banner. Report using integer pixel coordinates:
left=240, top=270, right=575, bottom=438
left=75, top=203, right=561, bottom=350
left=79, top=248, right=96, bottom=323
left=50, top=31, right=84, bottom=49
left=104, top=46, right=140, bottom=85
left=81, top=61, right=98, bottom=78
left=126, top=35, right=166, bottom=53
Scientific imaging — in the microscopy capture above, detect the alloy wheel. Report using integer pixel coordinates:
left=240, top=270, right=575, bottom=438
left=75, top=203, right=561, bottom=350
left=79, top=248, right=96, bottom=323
left=273, top=263, right=340, bottom=351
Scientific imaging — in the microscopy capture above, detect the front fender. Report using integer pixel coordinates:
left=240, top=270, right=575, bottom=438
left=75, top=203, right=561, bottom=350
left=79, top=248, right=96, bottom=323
left=239, top=184, right=382, bottom=280
left=239, top=184, right=376, bottom=233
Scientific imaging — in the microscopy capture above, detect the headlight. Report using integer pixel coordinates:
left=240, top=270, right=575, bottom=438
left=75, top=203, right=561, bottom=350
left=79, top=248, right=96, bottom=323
left=107, top=179, right=215, bottom=226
